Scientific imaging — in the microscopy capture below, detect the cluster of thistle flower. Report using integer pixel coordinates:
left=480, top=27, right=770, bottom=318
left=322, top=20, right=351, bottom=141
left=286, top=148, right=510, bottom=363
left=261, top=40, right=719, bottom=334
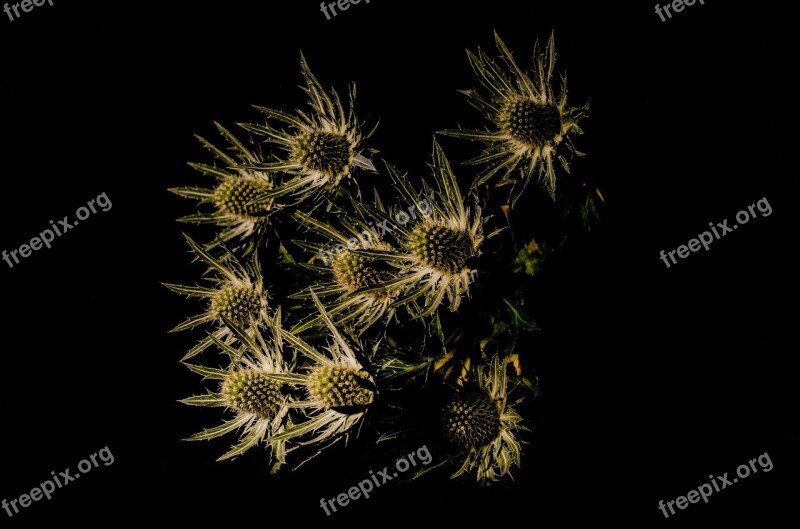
left=167, top=33, right=589, bottom=481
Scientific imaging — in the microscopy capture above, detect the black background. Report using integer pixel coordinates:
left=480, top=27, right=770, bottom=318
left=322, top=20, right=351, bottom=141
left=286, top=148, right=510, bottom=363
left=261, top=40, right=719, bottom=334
left=1, top=0, right=798, bottom=525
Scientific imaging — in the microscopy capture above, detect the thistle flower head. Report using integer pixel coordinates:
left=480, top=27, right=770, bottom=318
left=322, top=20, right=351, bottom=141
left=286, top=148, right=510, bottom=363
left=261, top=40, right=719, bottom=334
left=291, top=130, right=354, bottom=180
left=221, top=369, right=283, bottom=419
left=211, top=284, right=265, bottom=324
left=164, top=235, right=267, bottom=361
left=442, top=388, right=502, bottom=449
left=306, top=366, right=375, bottom=410
left=181, top=312, right=293, bottom=468
left=269, top=292, right=376, bottom=453
left=240, top=54, right=376, bottom=203
left=170, top=123, right=276, bottom=255
left=447, top=356, right=524, bottom=482
left=498, top=96, right=563, bottom=149
left=440, top=32, right=588, bottom=202
left=366, top=140, right=485, bottom=318
left=290, top=211, right=400, bottom=335
left=407, top=221, right=475, bottom=276
left=330, top=242, right=394, bottom=294
left=213, top=177, right=273, bottom=218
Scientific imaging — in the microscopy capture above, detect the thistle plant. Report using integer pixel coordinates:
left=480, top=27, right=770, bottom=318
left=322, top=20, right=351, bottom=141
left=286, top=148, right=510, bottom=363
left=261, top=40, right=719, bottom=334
left=180, top=312, right=292, bottom=468
left=170, top=124, right=276, bottom=255
left=168, top=32, right=599, bottom=484
left=240, top=54, right=377, bottom=204
left=289, top=209, right=400, bottom=335
left=442, top=356, right=523, bottom=481
left=372, top=140, right=486, bottom=318
left=164, top=235, right=267, bottom=360
left=441, top=33, right=588, bottom=202
left=268, top=293, right=377, bottom=454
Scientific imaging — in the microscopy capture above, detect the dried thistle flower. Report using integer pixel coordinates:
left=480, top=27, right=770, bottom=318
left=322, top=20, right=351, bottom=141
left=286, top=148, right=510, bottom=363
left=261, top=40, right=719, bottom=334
left=441, top=33, right=587, bottom=202
left=269, top=293, right=376, bottom=452
left=290, top=210, right=401, bottom=335
left=164, top=235, right=267, bottom=361
left=170, top=123, right=275, bottom=255
left=360, top=140, right=486, bottom=318
left=240, top=54, right=376, bottom=203
left=444, top=356, right=523, bottom=481
left=180, top=312, right=292, bottom=468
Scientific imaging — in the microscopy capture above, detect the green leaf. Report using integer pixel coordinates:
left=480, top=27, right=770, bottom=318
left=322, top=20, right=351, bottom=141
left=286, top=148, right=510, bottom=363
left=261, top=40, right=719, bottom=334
left=179, top=393, right=225, bottom=407
left=504, top=298, right=539, bottom=332
left=432, top=313, right=447, bottom=354
left=187, top=415, right=250, bottom=442
left=183, top=363, right=227, bottom=380
left=513, top=239, right=544, bottom=277
left=261, top=373, right=308, bottom=385
left=168, top=187, right=213, bottom=200
left=278, top=243, right=298, bottom=266
left=170, top=312, right=214, bottom=333
left=218, top=421, right=268, bottom=461
left=162, top=283, right=214, bottom=297
left=188, top=162, right=231, bottom=179
left=269, top=412, right=332, bottom=442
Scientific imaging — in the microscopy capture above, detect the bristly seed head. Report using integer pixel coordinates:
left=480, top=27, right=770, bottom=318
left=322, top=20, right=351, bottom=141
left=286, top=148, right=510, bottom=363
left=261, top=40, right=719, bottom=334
left=442, top=389, right=502, bottom=449
left=221, top=370, right=283, bottom=419
left=291, top=131, right=353, bottom=178
left=213, top=178, right=272, bottom=217
left=331, top=249, right=393, bottom=294
left=407, top=223, right=474, bottom=275
left=306, top=366, right=375, bottom=411
left=498, top=98, right=562, bottom=148
left=211, top=285, right=264, bottom=324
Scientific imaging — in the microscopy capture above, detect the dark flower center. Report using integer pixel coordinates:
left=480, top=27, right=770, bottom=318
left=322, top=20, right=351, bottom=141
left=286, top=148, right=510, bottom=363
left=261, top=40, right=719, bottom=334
left=307, top=366, right=375, bottom=411
left=407, top=223, right=473, bottom=275
left=292, top=131, right=353, bottom=178
left=222, top=370, right=282, bottom=419
left=442, top=389, right=502, bottom=448
left=214, top=178, right=272, bottom=217
left=331, top=250, right=394, bottom=294
left=499, top=99, right=562, bottom=148
left=211, top=285, right=263, bottom=324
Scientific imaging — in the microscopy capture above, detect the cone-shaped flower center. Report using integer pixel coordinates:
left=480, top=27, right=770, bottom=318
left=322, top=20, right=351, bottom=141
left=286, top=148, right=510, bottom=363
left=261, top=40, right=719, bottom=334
left=214, top=178, right=272, bottom=217
left=407, top=223, right=473, bottom=275
left=211, top=285, right=264, bottom=324
left=221, top=370, right=282, bottom=419
left=499, top=98, right=562, bottom=148
left=307, top=366, right=375, bottom=410
left=442, top=389, right=502, bottom=448
left=331, top=250, right=393, bottom=294
left=292, top=131, right=353, bottom=178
